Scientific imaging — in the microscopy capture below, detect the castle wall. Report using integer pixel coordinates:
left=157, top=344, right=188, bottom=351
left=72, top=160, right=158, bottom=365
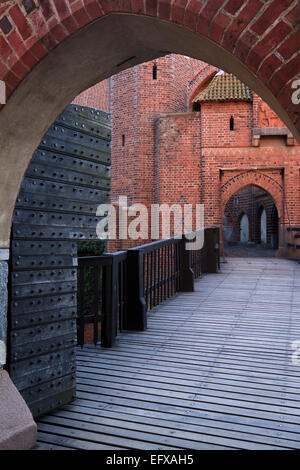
left=73, top=55, right=300, bottom=257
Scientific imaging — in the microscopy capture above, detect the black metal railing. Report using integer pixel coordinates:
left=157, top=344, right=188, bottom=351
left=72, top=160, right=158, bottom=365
left=77, top=227, right=220, bottom=347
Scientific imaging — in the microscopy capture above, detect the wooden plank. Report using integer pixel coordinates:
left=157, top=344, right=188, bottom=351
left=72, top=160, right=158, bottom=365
left=37, top=430, right=124, bottom=450
left=37, top=422, right=181, bottom=450
left=68, top=397, right=300, bottom=436
left=76, top=375, right=300, bottom=410
left=76, top=363, right=300, bottom=395
left=74, top=382, right=300, bottom=420
left=76, top=371, right=300, bottom=402
left=37, top=257, right=300, bottom=450
left=33, top=439, right=72, bottom=450
left=78, top=350, right=296, bottom=372
left=39, top=415, right=237, bottom=450
left=82, top=342, right=296, bottom=365
left=56, top=405, right=300, bottom=449
left=76, top=356, right=300, bottom=388
left=75, top=388, right=300, bottom=425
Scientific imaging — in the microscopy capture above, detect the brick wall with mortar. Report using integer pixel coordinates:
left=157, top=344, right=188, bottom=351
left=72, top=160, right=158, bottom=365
left=72, top=78, right=111, bottom=113
left=155, top=112, right=202, bottom=235
left=108, top=55, right=211, bottom=251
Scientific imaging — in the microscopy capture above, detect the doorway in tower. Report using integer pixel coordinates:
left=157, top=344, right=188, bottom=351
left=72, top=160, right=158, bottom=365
left=223, top=185, right=279, bottom=257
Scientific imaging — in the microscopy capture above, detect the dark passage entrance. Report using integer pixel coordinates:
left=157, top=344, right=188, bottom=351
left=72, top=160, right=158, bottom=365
left=8, top=105, right=111, bottom=418
left=223, top=185, right=279, bottom=257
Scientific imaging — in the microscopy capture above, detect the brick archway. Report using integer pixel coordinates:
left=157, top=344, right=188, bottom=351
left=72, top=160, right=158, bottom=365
left=0, top=2, right=299, bottom=133
left=0, top=3, right=298, bottom=447
left=0, top=3, right=298, bottom=246
left=221, top=170, right=283, bottom=218
left=220, top=169, right=284, bottom=252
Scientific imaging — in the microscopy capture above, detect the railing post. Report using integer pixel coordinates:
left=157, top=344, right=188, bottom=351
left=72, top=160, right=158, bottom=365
left=77, top=260, right=85, bottom=348
left=179, top=236, right=194, bottom=292
left=215, top=227, right=220, bottom=270
left=203, top=228, right=218, bottom=273
left=101, top=254, right=118, bottom=347
left=125, top=249, right=147, bottom=331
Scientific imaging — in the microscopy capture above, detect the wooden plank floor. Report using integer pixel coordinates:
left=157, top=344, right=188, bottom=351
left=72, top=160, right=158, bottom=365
left=36, top=257, right=300, bottom=450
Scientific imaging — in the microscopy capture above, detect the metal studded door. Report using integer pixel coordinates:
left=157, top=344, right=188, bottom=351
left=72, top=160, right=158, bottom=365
left=8, top=104, right=111, bottom=418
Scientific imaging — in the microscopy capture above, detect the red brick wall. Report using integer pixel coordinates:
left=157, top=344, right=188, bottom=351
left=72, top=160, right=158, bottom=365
left=201, top=101, right=252, bottom=148
left=108, top=54, right=209, bottom=250
left=155, top=112, right=201, bottom=233
left=253, top=93, right=284, bottom=128
left=109, top=67, right=137, bottom=251
left=72, top=78, right=110, bottom=113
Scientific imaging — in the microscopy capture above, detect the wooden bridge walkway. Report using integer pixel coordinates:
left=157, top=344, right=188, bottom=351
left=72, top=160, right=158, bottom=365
left=36, top=257, right=300, bottom=450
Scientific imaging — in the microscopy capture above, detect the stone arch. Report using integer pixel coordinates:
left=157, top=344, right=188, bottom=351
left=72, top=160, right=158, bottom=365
left=0, top=4, right=298, bottom=246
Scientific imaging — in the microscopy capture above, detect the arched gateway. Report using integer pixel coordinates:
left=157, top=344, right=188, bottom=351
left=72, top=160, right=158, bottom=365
left=220, top=170, right=284, bottom=253
left=0, top=1, right=299, bottom=449
left=0, top=2, right=299, bottom=247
